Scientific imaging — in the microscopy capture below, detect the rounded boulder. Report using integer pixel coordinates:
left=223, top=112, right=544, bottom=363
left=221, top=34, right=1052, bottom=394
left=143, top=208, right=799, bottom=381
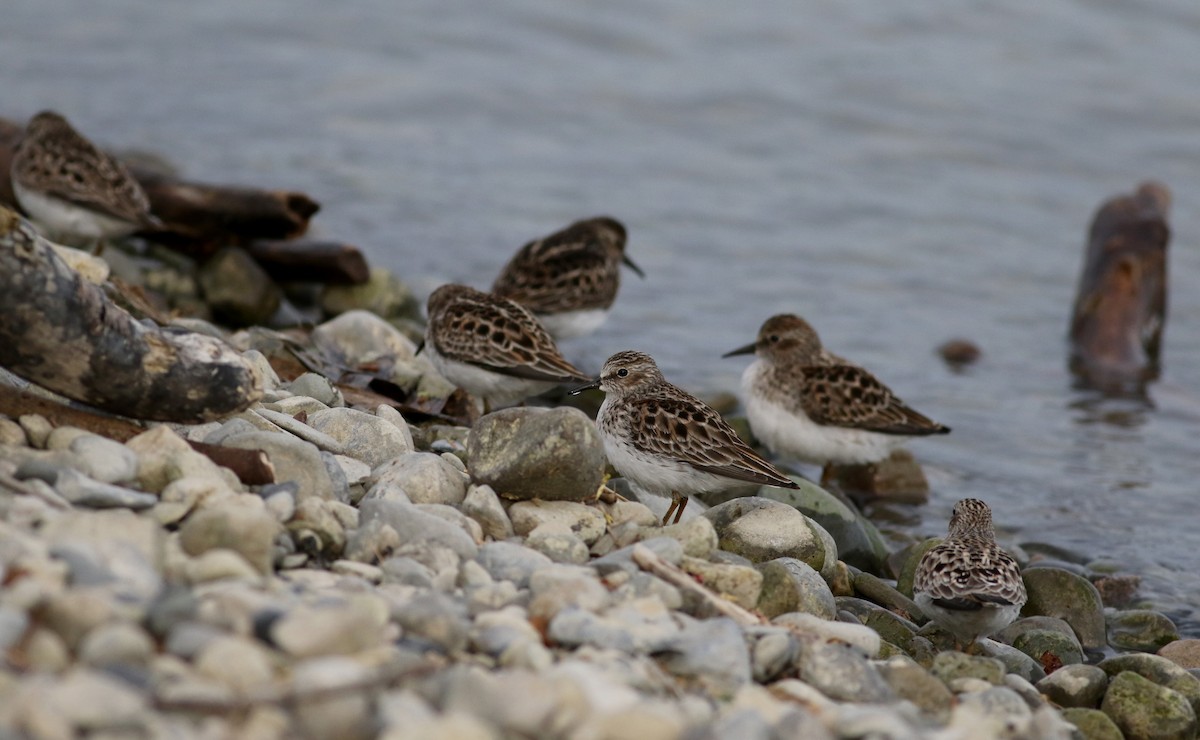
left=467, top=407, right=606, bottom=502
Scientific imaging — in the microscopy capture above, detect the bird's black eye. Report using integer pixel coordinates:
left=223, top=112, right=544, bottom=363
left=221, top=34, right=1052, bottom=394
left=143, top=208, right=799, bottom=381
left=617, top=368, right=629, bottom=378
left=768, top=335, right=780, bottom=343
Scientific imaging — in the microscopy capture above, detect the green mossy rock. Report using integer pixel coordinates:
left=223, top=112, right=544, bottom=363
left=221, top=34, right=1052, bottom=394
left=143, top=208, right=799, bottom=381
left=929, top=651, right=1005, bottom=687
left=1021, top=567, right=1106, bottom=649
left=321, top=266, right=420, bottom=323
left=1098, top=653, right=1200, bottom=717
left=1100, top=671, right=1197, bottom=740
left=896, top=538, right=941, bottom=599
left=1012, top=628, right=1084, bottom=668
left=1060, top=708, right=1124, bottom=740
left=1106, top=609, right=1180, bottom=653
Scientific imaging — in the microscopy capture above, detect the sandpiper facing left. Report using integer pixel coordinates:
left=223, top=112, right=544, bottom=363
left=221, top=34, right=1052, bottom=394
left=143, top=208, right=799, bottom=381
left=724, top=314, right=949, bottom=481
left=10, top=111, right=161, bottom=249
left=423, top=283, right=590, bottom=409
left=913, top=498, right=1027, bottom=649
left=491, top=216, right=642, bottom=340
left=573, top=350, right=798, bottom=525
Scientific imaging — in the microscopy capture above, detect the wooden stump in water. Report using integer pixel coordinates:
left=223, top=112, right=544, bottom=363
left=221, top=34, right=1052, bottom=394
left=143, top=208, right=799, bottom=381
left=1068, top=181, right=1170, bottom=393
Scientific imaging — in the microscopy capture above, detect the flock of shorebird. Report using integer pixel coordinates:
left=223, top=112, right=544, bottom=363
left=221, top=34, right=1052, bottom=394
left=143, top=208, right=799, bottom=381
left=5, top=109, right=1027, bottom=648
left=418, top=213, right=1023, bottom=648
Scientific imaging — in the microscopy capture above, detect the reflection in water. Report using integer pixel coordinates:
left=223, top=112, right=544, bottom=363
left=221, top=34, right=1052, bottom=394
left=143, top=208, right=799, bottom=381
left=1067, top=391, right=1152, bottom=430
left=1064, top=391, right=1152, bottom=493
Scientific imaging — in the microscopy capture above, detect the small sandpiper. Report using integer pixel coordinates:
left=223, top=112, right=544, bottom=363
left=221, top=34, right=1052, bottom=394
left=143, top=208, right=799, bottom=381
left=572, top=350, right=799, bottom=525
left=723, top=314, right=949, bottom=482
left=10, top=111, right=161, bottom=250
left=423, top=283, right=591, bottom=409
left=913, top=498, right=1027, bottom=649
left=491, top=216, right=643, bottom=340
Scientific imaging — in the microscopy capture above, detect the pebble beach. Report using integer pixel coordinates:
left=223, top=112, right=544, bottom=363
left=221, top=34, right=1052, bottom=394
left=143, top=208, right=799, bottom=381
left=1, top=268, right=1197, bottom=740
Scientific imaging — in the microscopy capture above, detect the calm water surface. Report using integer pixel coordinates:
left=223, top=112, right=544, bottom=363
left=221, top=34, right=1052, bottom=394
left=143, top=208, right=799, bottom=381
left=4, top=0, right=1200, bottom=629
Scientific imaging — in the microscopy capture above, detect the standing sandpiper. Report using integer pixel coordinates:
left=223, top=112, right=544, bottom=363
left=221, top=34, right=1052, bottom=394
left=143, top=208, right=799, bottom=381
left=491, top=216, right=643, bottom=340
left=912, top=498, right=1027, bottom=649
left=723, top=314, right=949, bottom=482
left=10, top=111, right=161, bottom=249
left=423, top=284, right=590, bottom=409
left=572, top=350, right=799, bottom=525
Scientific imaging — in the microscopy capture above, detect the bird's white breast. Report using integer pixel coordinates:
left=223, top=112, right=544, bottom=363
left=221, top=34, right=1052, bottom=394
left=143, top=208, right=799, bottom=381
left=741, top=360, right=902, bottom=465
left=13, top=181, right=137, bottom=243
left=537, top=308, right=608, bottom=340
left=424, top=341, right=553, bottom=407
left=597, top=397, right=732, bottom=495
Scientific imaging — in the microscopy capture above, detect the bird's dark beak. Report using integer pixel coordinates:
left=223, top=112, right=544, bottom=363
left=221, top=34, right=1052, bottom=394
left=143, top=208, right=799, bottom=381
left=414, top=338, right=425, bottom=356
left=569, top=378, right=602, bottom=395
left=622, top=255, right=645, bottom=279
left=722, top=342, right=757, bottom=358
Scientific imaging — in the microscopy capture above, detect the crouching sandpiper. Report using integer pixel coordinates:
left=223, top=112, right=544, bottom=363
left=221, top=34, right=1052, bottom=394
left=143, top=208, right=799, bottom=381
left=423, top=283, right=590, bottom=410
left=913, top=498, right=1027, bottom=650
left=491, top=216, right=643, bottom=340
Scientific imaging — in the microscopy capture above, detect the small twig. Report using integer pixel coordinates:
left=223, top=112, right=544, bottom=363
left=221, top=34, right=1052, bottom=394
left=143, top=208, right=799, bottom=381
left=630, top=544, right=764, bottom=627
left=0, top=470, right=72, bottom=509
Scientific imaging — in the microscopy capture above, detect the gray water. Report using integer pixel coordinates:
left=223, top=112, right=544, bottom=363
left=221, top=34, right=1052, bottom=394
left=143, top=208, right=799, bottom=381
left=4, top=0, right=1199, bottom=630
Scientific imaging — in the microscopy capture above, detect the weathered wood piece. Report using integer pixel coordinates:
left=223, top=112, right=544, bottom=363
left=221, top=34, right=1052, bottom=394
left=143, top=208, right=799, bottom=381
left=187, top=440, right=276, bottom=485
left=0, top=117, right=20, bottom=207
left=0, top=383, right=274, bottom=485
left=130, top=164, right=320, bottom=255
left=0, top=383, right=145, bottom=441
left=0, top=115, right=322, bottom=258
left=0, top=206, right=263, bottom=423
left=245, top=238, right=371, bottom=285
left=1068, top=181, right=1170, bottom=392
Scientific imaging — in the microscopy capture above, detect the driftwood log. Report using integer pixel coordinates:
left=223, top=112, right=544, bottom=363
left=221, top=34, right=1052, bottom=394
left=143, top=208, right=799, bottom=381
left=0, top=384, right=275, bottom=485
left=0, top=114, right=369, bottom=284
left=245, top=238, right=370, bottom=285
left=1068, top=181, right=1170, bottom=392
left=0, top=206, right=263, bottom=423
left=127, top=163, right=320, bottom=256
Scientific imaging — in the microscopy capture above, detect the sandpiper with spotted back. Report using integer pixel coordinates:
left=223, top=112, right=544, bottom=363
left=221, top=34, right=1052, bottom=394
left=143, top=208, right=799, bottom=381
left=572, top=350, right=799, bottom=525
left=423, top=284, right=591, bottom=410
left=10, top=111, right=161, bottom=250
left=912, top=498, right=1027, bottom=649
left=723, top=314, right=949, bottom=482
left=491, top=216, right=643, bottom=340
